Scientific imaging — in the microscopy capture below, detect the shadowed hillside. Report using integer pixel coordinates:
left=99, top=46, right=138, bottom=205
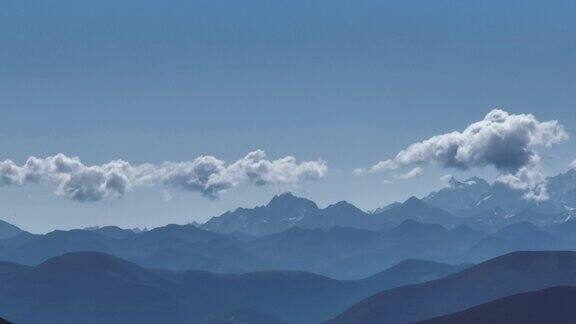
left=328, top=251, right=576, bottom=324
left=420, top=286, right=576, bottom=324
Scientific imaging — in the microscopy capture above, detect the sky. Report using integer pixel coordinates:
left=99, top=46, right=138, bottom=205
left=1, top=0, right=575, bottom=233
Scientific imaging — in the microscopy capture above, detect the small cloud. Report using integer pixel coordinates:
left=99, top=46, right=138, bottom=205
left=352, top=168, right=366, bottom=175
left=398, top=167, right=423, bottom=180
left=439, top=174, right=453, bottom=183
left=571, top=160, right=576, bottom=169
left=162, top=190, right=173, bottom=202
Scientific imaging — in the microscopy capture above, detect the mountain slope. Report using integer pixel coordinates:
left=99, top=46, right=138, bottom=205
left=374, top=197, right=461, bottom=229
left=420, top=286, right=576, bottom=324
left=0, top=224, right=267, bottom=274
left=424, top=177, right=492, bottom=215
left=357, top=259, right=470, bottom=290
left=464, top=222, right=565, bottom=262
left=424, top=175, right=569, bottom=221
left=0, top=252, right=187, bottom=324
left=328, top=251, right=576, bottom=324
left=0, top=219, right=23, bottom=240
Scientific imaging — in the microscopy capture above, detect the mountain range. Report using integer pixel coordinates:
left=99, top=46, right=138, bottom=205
left=0, top=251, right=465, bottom=324
left=204, top=169, right=576, bottom=236
left=1, top=189, right=576, bottom=279
left=0, top=169, right=575, bottom=322
left=0, top=217, right=479, bottom=279
left=424, top=169, right=576, bottom=217
left=0, top=250, right=574, bottom=323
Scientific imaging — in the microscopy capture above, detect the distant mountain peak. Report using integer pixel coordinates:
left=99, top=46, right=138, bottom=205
left=447, top=176, right=461, bottom=187
left=267, top=192, right=318, bottom=209
left=391, top=219, right=447, bottom=236
left=35, top=251, right=143, bottom=275
left=446, top=176, right=489, bottom=189
left=333, top=200, right=352, bottom=207
left=325, top=200, right=360, bottom=211
left=403, top=196, right=424, bottom=206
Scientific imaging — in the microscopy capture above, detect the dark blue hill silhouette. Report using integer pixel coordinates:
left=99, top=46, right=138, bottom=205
left=420, top=286, right=576, bottom=324
left=0, top=251, right=464, bottom=324
left=0, top=261, right=31, bottom=277
left=328, top=251, right=576, bottom=324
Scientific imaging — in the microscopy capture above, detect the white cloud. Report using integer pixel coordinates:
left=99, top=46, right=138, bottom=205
left=439, top=174, right=454, bottom=184
left=497, top=166, right=549, bottom=202
left=0, top=150, right=327, bottom=202
left=571, top=160, right=576, bottom=170
left=357, top=109, right=568, bottom=200
left=360, top=110, right=567, bottom=174
left=398, top=167, right=423, bottom=179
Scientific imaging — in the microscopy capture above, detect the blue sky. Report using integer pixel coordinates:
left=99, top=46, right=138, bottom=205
left=1, top=0, right=575, bottom=232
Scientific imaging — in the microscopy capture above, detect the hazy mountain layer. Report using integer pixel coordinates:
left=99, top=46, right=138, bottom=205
left=0, top=252, right=464, bottom=324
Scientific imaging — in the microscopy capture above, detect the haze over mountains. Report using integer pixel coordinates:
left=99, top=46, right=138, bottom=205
left=0, top=170, right=574, bottom=278
left=0, top=169, right=575, bottom=323
left=0, top=251, right=466, bottom=324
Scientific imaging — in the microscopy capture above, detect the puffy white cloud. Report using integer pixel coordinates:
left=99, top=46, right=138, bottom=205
left=157, top=150, right=327, bottom=199
left=571, top=160, right=576, bottom=170
left=357, top=109, right=568, bottom=200
left=0, top=151, right=327, bottom=202
left=360, top=110, right=567, bottom=174
left=398, top=167, right=423, bottom=179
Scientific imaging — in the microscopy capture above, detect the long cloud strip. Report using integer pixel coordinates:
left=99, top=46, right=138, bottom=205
left=0, top=150, right=327, bottom=202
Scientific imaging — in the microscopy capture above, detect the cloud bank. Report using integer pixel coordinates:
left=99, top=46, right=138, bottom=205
left=356, top=109, right=568, bottom=200
left=0, top=150, right=327, bottom=202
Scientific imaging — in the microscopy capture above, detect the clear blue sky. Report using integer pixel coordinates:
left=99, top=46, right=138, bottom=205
left=1, top=0, right=575, bottom=232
